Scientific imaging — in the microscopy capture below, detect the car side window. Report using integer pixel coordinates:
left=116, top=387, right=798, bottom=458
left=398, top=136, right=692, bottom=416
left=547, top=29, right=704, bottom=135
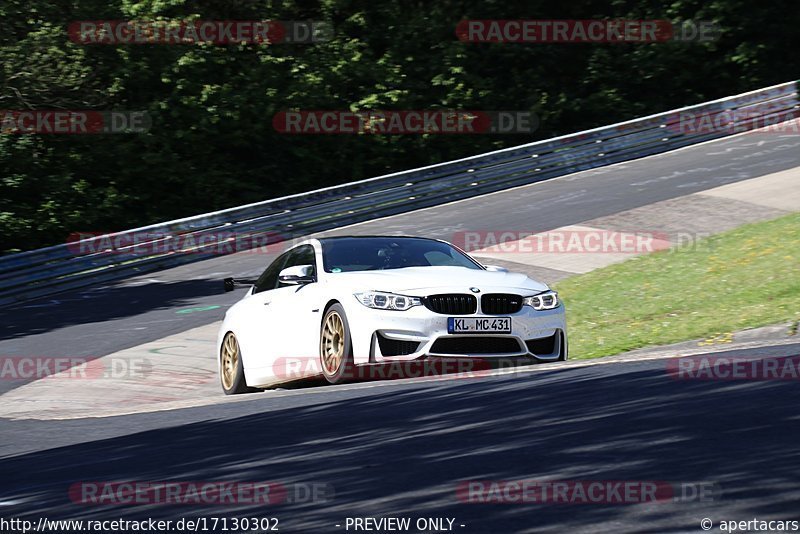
left=277, top=245, right=317, bottom=287
left=253, top=252, right=290, bottom=294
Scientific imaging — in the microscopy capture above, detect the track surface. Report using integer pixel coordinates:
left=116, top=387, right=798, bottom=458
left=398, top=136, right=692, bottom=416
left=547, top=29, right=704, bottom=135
left=2, top=342, right=800, bottom=532
left=2, top=130, right=800, bottom=532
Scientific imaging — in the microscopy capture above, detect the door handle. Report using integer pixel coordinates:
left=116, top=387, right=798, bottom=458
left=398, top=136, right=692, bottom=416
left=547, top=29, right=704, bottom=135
left=263, top=301, right=271, bottom=306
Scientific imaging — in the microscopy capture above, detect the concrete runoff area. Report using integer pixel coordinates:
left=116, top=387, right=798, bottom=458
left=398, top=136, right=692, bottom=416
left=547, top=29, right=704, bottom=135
left=470, top=166, right=798, bottom=276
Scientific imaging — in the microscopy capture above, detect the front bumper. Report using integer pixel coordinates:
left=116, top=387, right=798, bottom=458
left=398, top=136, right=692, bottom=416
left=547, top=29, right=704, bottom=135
left=346, top=300, right=568, bottom=362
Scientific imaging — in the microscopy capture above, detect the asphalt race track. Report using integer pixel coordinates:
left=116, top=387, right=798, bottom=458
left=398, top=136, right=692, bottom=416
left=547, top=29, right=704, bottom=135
left=2, top=129, right=800, bottom=532
left=2, top=342, right=800, bottom=532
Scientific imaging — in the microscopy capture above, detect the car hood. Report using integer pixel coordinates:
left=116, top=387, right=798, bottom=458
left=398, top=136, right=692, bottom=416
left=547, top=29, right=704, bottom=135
left=325, top=266, right=549, bottom=295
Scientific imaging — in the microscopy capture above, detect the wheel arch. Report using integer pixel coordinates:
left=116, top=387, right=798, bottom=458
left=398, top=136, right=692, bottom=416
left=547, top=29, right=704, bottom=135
left=320, top=298, right=371, bottom=365
left=321, top=299, right=341, bottom=325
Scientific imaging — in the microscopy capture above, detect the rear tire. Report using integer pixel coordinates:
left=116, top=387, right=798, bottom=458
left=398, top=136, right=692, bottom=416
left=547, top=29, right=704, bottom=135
left=319, top=304, right=354, bottom=384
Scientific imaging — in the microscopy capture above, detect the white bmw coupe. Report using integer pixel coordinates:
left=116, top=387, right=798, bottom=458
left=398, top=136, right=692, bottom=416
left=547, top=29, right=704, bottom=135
left=218, top=236, right=567, bottom=394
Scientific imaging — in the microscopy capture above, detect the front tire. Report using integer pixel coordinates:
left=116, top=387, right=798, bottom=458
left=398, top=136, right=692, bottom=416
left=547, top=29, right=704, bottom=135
left=319, top=304, right=354, bottom=384
left=220, top=332, right=254, bottom=395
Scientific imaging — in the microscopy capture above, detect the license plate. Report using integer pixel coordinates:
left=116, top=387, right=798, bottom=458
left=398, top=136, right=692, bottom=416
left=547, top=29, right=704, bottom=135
left=448, top=317, right=511, bottom=334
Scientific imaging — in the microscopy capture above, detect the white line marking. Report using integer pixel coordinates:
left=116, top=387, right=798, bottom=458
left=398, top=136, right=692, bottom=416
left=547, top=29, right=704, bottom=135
left=20, top=300, right=60, bottom=309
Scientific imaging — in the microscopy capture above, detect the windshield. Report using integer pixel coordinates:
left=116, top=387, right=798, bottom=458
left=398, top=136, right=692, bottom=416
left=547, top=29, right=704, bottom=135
left=321, top=237, right=483, bottom=273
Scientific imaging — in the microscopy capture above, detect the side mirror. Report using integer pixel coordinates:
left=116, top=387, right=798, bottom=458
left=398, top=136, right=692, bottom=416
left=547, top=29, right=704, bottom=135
left=484, top=264, right=509, bottom=273
left=278, top=265, right=315, bottom=285
left=223, top=277, right=257, bottom=292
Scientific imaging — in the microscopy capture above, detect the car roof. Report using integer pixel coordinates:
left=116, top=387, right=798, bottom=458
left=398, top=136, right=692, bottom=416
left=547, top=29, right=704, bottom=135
left=283, top=235, right=448, bottom=254
left=317, top=235, right=443, bottom=242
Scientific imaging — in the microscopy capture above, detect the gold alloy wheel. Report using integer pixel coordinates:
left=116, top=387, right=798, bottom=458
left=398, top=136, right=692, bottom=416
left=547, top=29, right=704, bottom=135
left=221, top=332, right=240, bottom=390
left=320, top=311, right=345, bottom=375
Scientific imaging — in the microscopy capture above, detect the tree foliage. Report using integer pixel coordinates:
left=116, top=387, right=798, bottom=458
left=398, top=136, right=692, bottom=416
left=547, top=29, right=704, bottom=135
left=1, top=0, right=798, bottom=251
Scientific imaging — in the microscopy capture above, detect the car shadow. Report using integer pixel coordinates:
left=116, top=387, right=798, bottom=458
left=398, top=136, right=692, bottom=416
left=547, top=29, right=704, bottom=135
left=0, top=279, right=237, bottom=342
left=0, top=279, right=243, bottom=396
left=271, top=356, right=546, bottom=390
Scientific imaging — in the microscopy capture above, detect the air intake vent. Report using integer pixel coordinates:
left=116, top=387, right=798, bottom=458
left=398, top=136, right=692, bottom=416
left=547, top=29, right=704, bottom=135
left=525, top=334, right=557, bottom=355
left=430, top=337, right=521, bottom=355
left=377, top=334, right=420, bottom=356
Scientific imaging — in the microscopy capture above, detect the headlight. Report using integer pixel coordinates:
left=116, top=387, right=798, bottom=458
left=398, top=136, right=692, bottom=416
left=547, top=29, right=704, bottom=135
left=523, top=290, right=560, bottom=310
left=354, top=291, right=422, bottom=311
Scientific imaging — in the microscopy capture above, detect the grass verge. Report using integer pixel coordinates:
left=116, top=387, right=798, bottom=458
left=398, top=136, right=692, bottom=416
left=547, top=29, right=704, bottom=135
left=554, top=212, right=800, bottom=359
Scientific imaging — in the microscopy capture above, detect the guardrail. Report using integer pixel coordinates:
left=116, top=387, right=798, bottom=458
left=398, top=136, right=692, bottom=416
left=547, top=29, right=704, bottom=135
left=1, top=81, right=797, bottom=306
